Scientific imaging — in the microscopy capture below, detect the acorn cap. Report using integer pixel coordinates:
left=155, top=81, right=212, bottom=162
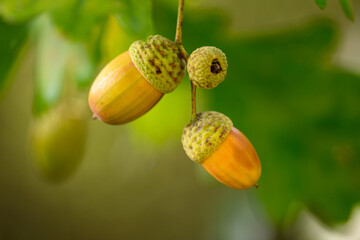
left=182, top=111, right=233, bottom=163
left=129, top=35, right=186, bottom=94
left=187, top=46, right=228, bottom=89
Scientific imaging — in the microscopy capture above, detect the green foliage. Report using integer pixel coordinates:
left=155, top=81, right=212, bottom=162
left=31, top=16, right=96, bottom=115
left=0, top=0, right=154, bottom=113
left=314, top=0, right=354, bottom=21
left=339, top=0, right=354, bottom=21
left=0, top=19, right=27, bottom=100
left=0, top=0, right=153, bottom=35
left=0, top=0, right=72, bottom=23
left=115, top=0, right=154, bottom=37
left=315, top=0, right=327, bottom=10
left=32, top=15, right=69, bottom=115
left=130, top=81, right=192, bottom=144
left=68, top=43, right=96, bottom=90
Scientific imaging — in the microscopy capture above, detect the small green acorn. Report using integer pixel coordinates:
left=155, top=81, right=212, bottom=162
left=182, top=111, right=261, bottom=189
left=30, top=100, right=87, bottom=183
left=187, top=46, right=228, bottom=89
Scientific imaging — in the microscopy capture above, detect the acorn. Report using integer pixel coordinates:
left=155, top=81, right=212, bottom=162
left=187, top=47, right=227, bottom=89
left=182, top=111, right=261, bottom=189
left=89, top=35, right=186, bottom=124
left=30, top=100, right=87, bottom=183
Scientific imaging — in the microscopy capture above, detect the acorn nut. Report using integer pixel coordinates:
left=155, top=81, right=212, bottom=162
left=89, top=35, right=186, bottom=124
left=187, top=47, right=227, bottom=89
left=182, top=111, right=261, bottom=189
left=30, top=101, right=87, bottom=183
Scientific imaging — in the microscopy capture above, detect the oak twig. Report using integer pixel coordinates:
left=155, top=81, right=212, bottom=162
left=175, top=0, right=196, bottom=121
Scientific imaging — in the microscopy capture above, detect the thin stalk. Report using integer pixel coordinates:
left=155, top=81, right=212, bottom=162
left=175, top=0, right=195, bottom=121
left=175, top=0, right=189, bottom=59
left=175, top=0, right=184, bottom=45
left=191, top=82, right=197, bottom=121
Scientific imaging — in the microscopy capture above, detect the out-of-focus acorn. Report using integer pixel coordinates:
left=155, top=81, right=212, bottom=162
left=182, top=111, right=261, bottom=189
left=89, top=35, right=186, bottom=124
left=187, top=47, right=227, bottom=89
left=30, top=100, right=87, bottom=183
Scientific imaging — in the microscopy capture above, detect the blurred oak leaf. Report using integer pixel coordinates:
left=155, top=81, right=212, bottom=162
left=114, top=0, right=153, bottom=37
left=315, top=0, right=327, bottom=10
left=339, top=0, right=354, bottom=21
left=32, top=15, right=69, bottom=115
left=0, top=19, right=28, bottom=100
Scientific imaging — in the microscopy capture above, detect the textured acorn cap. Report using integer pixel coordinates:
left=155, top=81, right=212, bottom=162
left=187, top=46, right=228, bottom=89
left=129, top=35, right=186, bottom=94
left=182, top=111, right=233, bottom=163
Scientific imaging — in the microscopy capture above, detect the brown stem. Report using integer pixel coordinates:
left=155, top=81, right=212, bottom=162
left=175, top=0, right=189, bottom=59
left=175, top=0, right=184, bottom=44
left=191, top=82, right=197, bottom=121
left=178, top=44, right=189, bottom=60
left=175, top=0, right=195, bottom=122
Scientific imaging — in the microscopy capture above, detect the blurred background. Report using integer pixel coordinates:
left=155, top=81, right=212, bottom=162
left=0, top=0, right=360, bottom=239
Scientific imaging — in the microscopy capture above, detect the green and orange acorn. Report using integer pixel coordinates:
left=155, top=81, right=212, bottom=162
left=89, top=35, right=186, bottom=124
left=182, top=111, right=261, bottom=189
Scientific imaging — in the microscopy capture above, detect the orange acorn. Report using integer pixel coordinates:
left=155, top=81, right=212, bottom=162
left=182, top=111, right=261, bottom=189
left=89, top=35, right=186, bottom=124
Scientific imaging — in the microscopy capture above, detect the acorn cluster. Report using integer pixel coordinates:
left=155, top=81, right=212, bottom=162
left=183, top=48, right=261, bottom=190
left=88, top=32, right=261, bottom=189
